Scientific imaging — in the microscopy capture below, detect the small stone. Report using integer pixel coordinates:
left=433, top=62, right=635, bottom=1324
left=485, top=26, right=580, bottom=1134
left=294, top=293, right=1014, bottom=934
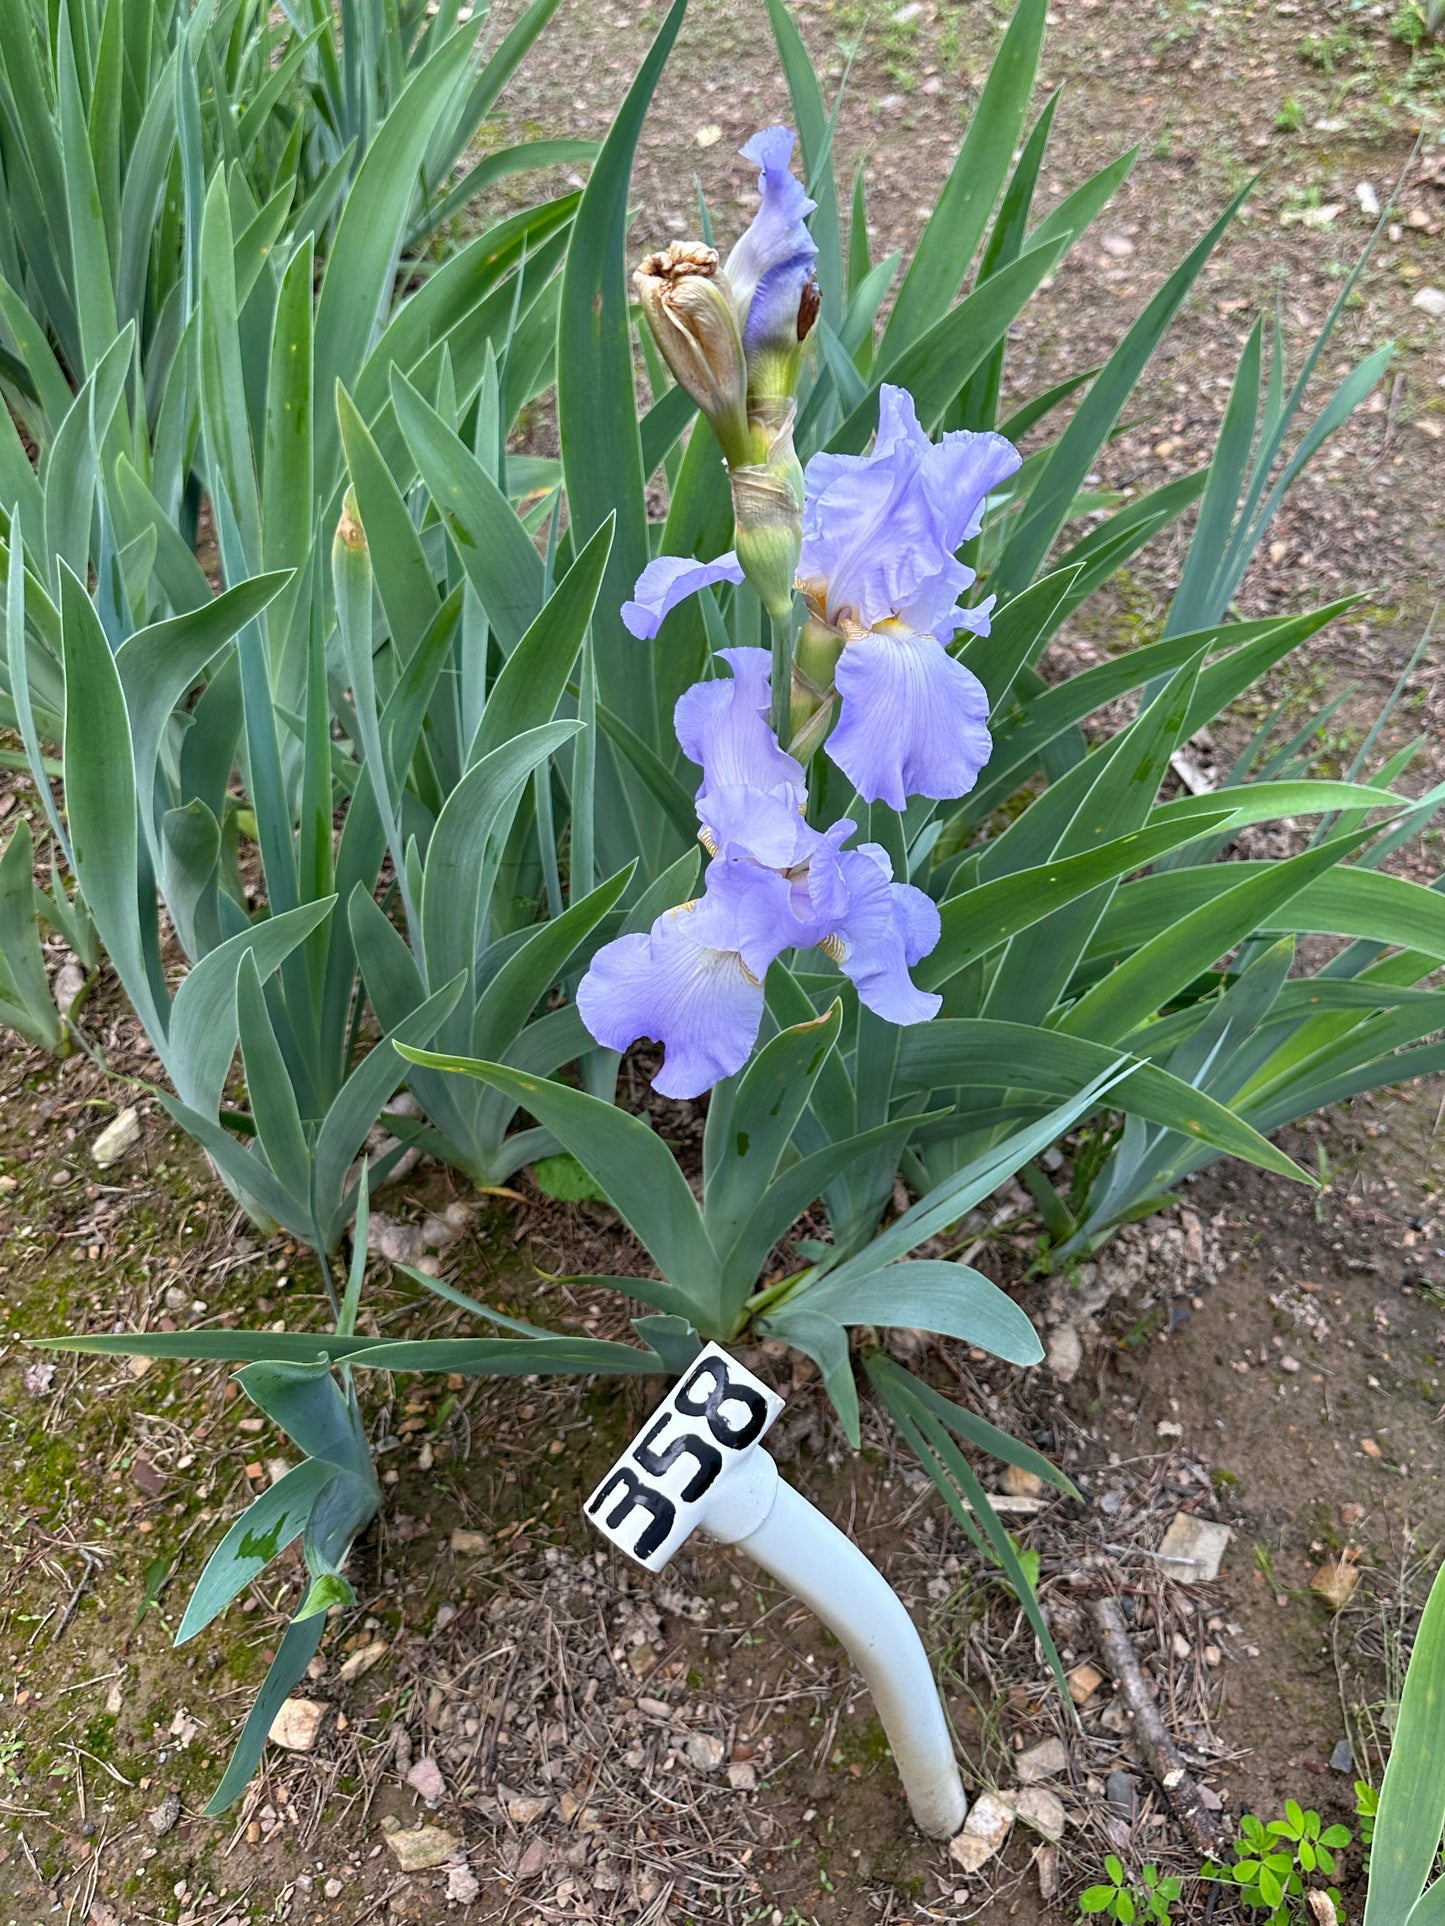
left=1157, top=1512, right=1232, bottom=1583
left=726, top=1760, right=757, bottom=1791
left=501, top=1791, right=551, bottom=1825
left=406, top=1756, right=447, bottom=1803
left=1013, top=1785, right=1066, bottom=1842
left=1100, top=233, right=1135, bottom=256
left=515, top=1838, right=549, bottom=1880
left=1204, top=1644, right=1222, bottom=1666
left=683, top=1732, right=726, bottom=1772
left=1356, top=181, right=1380, bottom=216
left=892, top=0, right=925, bottom=18
left=433, top=1603, right=457, bottom=1633
left=340, top=1639, right=388, bottom=1682
left=21, top=1360, right=55, bottom=1399
left=1106, top=1771, right=1139, bottom=1820
left=1066, top=1662, right=1103, bottom=1706
left=1046, top=1323, right=1082, bottom=1383
left=147, top=1791, right=181, bottom=1837
left=1156, top=1418, right=1183, bottom=1439
left=1037, top=1843, right=1060, bottom=1900
left=998, top=1463, right=1044, bottom=1498
left=269, top=1699, right=328, bottom=1751
left=1360, top=1437, right=1383, bottom=1460
left=384, top=1827, right=461, bottom=1872
left=324, top=1879, right=343, bottom=1899
left=1280, top=1355, right=1300, bottom=1373
left=694, top=124, right=722, bottom=147
left=50, top=1166, right=72, bottom=1186
left=947, top=1791, right=1015, bottom=1872
left=1341, top=1503, right=1365, bottom=1527
left=53, top=958, right=85, bottom=1011
left=92, top=1108, right=142, bottom=1168
left=1329, top=1736, right=1354, bottom=1774
left=446, top=1864, right=480, bottom=1904
left=1411, top=288, right=1445, bottom=319
left=1016, top=1738, right=1069, bottom=1783
left=449, top=1528, right=489, bottom=1556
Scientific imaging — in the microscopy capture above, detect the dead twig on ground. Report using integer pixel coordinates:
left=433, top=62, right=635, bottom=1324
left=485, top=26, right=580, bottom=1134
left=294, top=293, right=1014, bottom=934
left=1085, top=1591, right=1221, bottom=1855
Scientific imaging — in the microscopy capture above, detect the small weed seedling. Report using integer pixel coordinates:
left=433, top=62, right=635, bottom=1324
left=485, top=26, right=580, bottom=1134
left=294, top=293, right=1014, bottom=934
left=1079, top=1856, right=1181, bottom=1923
left=1211, top=1801, right=1351, bottom=1923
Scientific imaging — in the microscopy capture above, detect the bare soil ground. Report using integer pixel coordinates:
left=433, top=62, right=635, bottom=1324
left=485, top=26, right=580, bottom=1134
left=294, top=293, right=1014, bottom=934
left=2, top=2, right=1443, bottom=1924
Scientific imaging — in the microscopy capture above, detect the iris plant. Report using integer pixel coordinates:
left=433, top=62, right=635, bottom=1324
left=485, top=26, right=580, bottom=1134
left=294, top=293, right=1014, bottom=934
left=577, top=649, right=941, bottom=1099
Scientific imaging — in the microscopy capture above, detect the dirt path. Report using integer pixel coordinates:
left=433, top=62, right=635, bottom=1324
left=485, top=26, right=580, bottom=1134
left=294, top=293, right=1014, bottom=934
left=1, top=2, right=1443, bottom=1923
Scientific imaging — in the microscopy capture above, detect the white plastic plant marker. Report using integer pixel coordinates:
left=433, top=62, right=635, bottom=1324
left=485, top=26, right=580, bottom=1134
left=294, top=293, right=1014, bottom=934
left=585, top=1341, right=968, bottom=1839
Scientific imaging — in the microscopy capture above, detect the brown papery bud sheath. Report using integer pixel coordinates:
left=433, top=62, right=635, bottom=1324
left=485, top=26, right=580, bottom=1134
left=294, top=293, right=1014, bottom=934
left=634, top=244, right=750, bottom=467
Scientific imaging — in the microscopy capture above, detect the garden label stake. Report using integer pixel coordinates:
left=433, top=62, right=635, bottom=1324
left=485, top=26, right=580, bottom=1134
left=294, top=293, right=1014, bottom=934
left=585, top=1343, right=969, bottom=1840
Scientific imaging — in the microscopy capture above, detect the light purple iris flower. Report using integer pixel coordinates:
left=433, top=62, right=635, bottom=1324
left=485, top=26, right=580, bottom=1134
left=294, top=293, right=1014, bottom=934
left=619, top=384, right=1019, bottom=809
left=576, top=653, right=941, bottom=1098
left=725, top=127, right=818, bottom=357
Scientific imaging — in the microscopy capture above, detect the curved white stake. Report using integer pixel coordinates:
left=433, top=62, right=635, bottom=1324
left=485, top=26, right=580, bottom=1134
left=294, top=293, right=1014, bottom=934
left=586, top=1343, right=967, bottom=1840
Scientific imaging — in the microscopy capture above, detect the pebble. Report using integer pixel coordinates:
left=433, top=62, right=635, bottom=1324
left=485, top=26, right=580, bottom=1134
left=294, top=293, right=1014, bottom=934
left=726, top=1760, right=758, bottom=1791
left=1330, top=1737, right=1354, bottom=1774
left=683, top=1732, right=726, bottom=1773
left=1066, top=1662, right=1103, bottom=1706
left=324, top=1879, right=343, bottom=1899
left=268, top=1698, right=328, bottom=1751
left=1157, top=1513, right=1231, bottom=1583
left=1013, top=1785, right=1066, bottom=1842
left=450, top=1528, right=489, bottom=1556
left=515, top=1838, right=549, bottom=1880
left=1281, top=1355, right=1300, bottom=1373
left=1411, top=287, right=1445, bottom=319
left=147, top=1791, right=181, bottom=1837
left=502, top=1791, right=552, bottom=1825
left=1106, top=1771, right=1139, bottom=1820
left=406, top=1756, right=447, bottom=1803
left=1100, top=233, right=1135, bottom=256
left=1356, top=180, right=1380, bottom=216
left=446, top=1864, right=480, bottom=1903
left=1046, top=1323, right=1082, bottom=1383
left=947, top=1791, right=1015, bottom=1872
left=92, top=1107, right=141, bottom=1168
left=384, top=1826, right=461, bottom=1872
left=1016, top=1737, right=1069, bottom=1783
left=340, top=1640, right=388, bottom=1682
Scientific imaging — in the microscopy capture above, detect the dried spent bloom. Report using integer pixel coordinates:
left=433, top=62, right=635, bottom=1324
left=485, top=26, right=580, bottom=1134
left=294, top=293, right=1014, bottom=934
left=633, top=244, right=750, bottom=466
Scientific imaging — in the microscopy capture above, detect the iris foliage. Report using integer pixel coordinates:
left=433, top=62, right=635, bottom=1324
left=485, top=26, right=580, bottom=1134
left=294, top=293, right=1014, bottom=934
left=4, top=0, right=1440, bottom=1808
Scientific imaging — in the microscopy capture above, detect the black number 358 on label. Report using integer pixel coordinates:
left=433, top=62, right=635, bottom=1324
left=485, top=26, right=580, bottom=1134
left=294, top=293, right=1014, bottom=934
left=585, top=1343, right=784, bottom=1571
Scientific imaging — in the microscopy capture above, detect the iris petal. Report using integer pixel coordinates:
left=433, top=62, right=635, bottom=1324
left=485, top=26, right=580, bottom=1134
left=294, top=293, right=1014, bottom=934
left=827, top=625, right=993, bottom=811
left=674, top=647, right=806, bottom=821
left=799, top=383, right=1020, bottom=642
left=724, top=127, right=817, bottom=352
left=828, top=844, right=942, bottom=1026
left=576, top=909, right=765, bottom=1101
left=621, top=551, right=745, bottom=640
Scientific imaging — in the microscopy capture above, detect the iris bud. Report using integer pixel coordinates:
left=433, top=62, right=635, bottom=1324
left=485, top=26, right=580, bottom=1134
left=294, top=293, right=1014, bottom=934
left=634, top=245, right=750, bottom=467
left=729, top=404, right=803, bottom=623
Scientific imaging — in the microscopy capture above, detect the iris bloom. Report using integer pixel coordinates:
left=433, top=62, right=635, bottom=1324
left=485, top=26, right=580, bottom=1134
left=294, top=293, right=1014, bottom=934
left=577, top=651, right=940, bottom=1099
left=621, top=385, right=1020, bottom=810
